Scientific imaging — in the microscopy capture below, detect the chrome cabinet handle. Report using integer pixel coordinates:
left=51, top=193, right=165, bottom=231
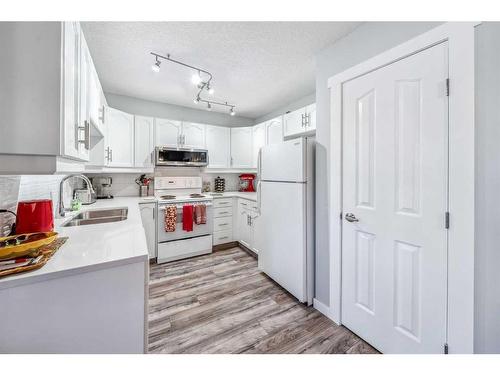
left=301, top=114, right=305, bottom=127
left=345, top=213, right=359, bottom=223
left=99, top=105, right=105, bottom=123
left=78, top=121, right=90, bottom=150
left=109, top=148, right=113, bottom=162
left=219, top=223, right=229, bottom=227
left=219, top=236, right=229, bottom=240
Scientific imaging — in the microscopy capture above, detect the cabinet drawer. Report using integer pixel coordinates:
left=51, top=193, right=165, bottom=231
left=214, top=216, right=233, bottom=231
left=213, top=198, right=233, bottom=208
left=213, top=230, right=233, bottom=245
left=214, top=207, right=233, bottom=218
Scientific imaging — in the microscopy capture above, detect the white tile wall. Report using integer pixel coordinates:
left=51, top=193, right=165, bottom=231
left=0, top=176, right=21, bottom=236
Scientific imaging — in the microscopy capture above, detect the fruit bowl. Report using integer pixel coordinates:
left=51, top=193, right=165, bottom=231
left=0, top=232, right=58, bottom=260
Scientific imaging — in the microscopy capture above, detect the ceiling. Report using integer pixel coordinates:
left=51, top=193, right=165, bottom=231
left=81, top=22, right=361, bottom=119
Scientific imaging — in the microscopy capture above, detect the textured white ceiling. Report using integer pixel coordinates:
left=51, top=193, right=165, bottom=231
left=81, top=22, right=361, bottom=119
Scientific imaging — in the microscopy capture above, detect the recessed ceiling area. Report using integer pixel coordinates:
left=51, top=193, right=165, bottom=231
left=81, top=22, right=361, bottom=119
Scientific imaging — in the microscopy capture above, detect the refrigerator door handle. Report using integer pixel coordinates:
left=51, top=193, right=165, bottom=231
left=257, top=180, right=262, bottom=214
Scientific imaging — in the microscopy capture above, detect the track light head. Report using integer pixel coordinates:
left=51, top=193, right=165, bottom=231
left=191, top=71, right=202, bottom=85
left=230, top=107, right=235, bottom=116
left=193, top=96, right=200, bottom=104
left=152, top=57, right=161, bottom=73
left=207, top=84, right=214, bottom=95
left=207, top=102, right=212, bottom=111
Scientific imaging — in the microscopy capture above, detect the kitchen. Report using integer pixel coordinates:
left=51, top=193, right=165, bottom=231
left=0, top=16, right=499, bottom=360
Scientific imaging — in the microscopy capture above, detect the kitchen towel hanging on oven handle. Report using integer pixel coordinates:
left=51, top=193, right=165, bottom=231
left=195, top=204, right=207, bottom=225
left=182, top=205, right=194, bottom=232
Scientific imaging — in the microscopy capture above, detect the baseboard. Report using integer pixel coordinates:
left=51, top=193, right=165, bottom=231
left=237, top=243, right=258, bottom=259
left=212, top=241, right=239, bottom=252
left=313, top=298, right=336, bottom=322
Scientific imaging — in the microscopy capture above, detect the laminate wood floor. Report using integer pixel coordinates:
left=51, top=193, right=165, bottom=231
left=148, top=247, right=378, bottom=354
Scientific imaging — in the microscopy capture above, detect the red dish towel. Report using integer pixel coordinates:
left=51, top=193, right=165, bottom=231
left=182, top=205, right=194, bottom=232
left=194, top=204, right=207, bottom=225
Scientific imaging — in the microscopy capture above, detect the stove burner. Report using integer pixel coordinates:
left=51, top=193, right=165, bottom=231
left=189, top=194, right=205, bottom=198
left=160, top=195, right=176, bottom=200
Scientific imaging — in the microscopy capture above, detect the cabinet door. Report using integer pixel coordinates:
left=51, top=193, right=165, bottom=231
left=155, top=118, right=182, bottom=146
left=105, top=107, right=135, bottom=167
left=252, top=123, right=266, bottom=168
left=265, top=116, right=283, bottom=145
left=62, top=22, right=81, bottom=160
left=88, top=64, right=103, bottom=134
left=283, top=107, right=306, bottom=137
left=230, top=127, right=253, bottom=169
left=140, top=203, right=157, bottom=259
left=237, top=201, right=252, bottom=248
left=134, top=116, right=154, bottom=167
left=182, top=122, right=206, bottom=148
left=305, top=103, right=316, bottom=131
left=250, top=213, right=261, bottom=254
left=205, top=125, right=230, bottom=168
left=76, top=32, right=91, bottom=161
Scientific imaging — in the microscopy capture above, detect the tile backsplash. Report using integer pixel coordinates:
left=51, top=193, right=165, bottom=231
left=0, top=176, right=21, bottom=236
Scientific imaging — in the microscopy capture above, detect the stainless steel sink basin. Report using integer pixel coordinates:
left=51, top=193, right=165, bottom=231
left=62, top=208, right=128, bottom=227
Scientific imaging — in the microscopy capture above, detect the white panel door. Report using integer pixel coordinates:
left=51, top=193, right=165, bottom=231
left=258, top=181, right=307, bottom=302
left=265, top=117, right=283, bottom=145
left=341, top=42, right=448, bottom=354
left=155, top=118, right=182, bottom=146
left=205, top=125, right=230, bottom=168
left=252, top=122, right=266, bottom=168
left=230, top=127, right=253, bottom=168
left=261, top=138, right=305, bottom=182
left=106, top=107, right=135, bottom=167
left=182, top=122, right=205, bottom=148
left=283, top=107, right=305, bottom=137
left=134, top=116, right=154, bottom=167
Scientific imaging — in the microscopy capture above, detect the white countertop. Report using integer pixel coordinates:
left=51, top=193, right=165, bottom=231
left=208, top=191, right=257, bottom=201
left=0, top=197, right=150, bottom=290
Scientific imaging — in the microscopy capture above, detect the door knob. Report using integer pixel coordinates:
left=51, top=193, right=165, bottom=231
left=345, top=213, right=359, bottom=223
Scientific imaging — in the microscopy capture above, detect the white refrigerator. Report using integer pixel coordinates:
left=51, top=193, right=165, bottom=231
left=256, top=137, right=314, bottom=305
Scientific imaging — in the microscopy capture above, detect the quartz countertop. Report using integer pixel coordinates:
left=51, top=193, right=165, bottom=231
left=208, top=191, right=257, bottom=201
left=0, top=197, right=150, bottom=290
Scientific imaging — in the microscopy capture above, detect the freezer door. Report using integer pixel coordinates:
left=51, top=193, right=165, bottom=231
left=257, top=181, right=308, bottom=302
left=261, top=138, right=306, bottom=182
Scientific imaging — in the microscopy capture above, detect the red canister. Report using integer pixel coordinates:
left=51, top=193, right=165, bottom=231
left=15, top=199, right=54, bottom=234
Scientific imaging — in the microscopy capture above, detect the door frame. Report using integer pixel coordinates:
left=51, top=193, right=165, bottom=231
left=326, top=22, right=476, bottom=353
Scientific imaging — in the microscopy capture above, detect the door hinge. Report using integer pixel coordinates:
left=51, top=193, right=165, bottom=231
left=445, top=211, right=450, bottom=229
left=444, top=343, right=449, bottom=354
left=339, top=212, right=343, bottom=220
left=445, top=78, right=450, bottom=97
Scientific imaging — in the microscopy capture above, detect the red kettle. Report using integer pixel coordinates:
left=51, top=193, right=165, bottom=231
left=15, top=199, right=54, bottom=234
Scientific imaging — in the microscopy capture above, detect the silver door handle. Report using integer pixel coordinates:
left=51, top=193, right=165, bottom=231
left=345, top=213, right=359, bottom=223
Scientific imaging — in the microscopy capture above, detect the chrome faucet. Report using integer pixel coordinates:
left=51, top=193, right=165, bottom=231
left=59, top=174, right=95, bottom=217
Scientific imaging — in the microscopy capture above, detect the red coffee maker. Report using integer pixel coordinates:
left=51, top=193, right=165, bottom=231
left=238, top=174, right=256, bottom=192
left=15, top=199, right=54, bottom=234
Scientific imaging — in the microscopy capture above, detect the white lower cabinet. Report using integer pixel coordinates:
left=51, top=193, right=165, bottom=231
left=139, top=202, right=157, bottom=259
left=235, top=198, right=259, bottom=253
left=105, top=107, right=135, bottom=167
left=212, top=198, right=234, bottom=246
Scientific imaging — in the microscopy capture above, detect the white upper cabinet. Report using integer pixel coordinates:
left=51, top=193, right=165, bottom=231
left=88, top=64, right=104, bottom=135
left=265, top=116, right=283, bottom=145
left=155, top=118, right=182, bottom=146
left=205, top=125, right=230, bottom=169
left=283, top=107, right=306, bottom=137
left=230, top=127, right=253, bottom=169
left=252, top=122, right=266, bottom=168
left=62, top=22, right=82, bottom=160
left=182, top=122, right=206, bottom=148
left=105, top=107, right=135, bottom=167
left=305, top=103, right=316, bottom=131
left=134, top=116, right=154, bottom=167
left=283, top=103, right=316, bottom=138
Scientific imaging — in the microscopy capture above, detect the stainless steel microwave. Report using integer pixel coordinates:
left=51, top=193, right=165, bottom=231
left=155, top=146, right=209, bottom=167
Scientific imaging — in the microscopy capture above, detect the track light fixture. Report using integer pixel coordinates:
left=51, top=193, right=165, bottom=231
left=151, top=57, right=161, bottom=73
left=150, top=51, right=235, bottom=115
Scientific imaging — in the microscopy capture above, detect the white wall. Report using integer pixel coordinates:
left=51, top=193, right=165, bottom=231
left=474, top=22, right=500, bottom=353
left=313, top=22, right=442, bottom=305
left=106, top=93, right=254, bottom=127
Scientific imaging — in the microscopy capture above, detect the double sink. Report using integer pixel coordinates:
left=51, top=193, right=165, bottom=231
left=62, top=208, right=128, bottom=227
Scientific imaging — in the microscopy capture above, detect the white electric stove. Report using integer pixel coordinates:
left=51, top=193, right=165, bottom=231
left=154, top=177, right=213, bottom=263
